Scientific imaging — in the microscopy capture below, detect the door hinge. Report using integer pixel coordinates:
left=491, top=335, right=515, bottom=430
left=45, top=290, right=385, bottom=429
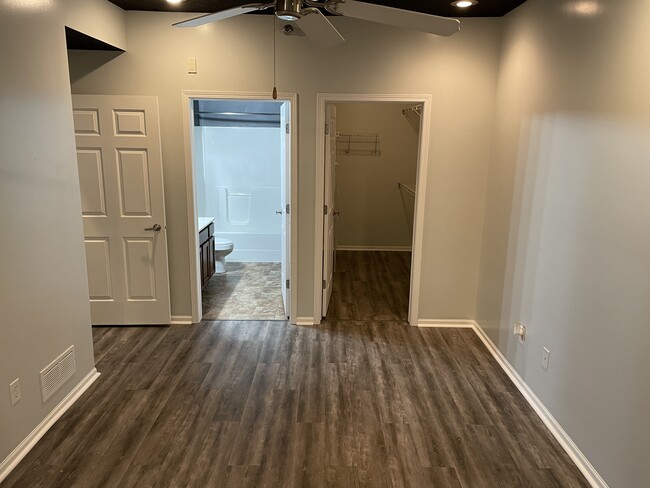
left=285, top=203, right=290, bottom=215
left=325, top=123, right=330, bottom=135
left=285, top=123, right=290, bottom=134
left=286, top=279, right=290, bottom=289
left=322, top=279, right=327, bottom=290
left=323, top=204, right=328, bottom=215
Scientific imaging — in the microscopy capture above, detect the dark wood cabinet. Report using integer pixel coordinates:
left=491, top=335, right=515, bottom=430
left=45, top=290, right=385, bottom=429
left=199, top=222, right=215, bottom=288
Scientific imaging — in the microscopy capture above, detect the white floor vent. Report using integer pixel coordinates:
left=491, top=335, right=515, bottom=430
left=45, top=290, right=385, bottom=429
left=40, top=346, right=76, bottom=402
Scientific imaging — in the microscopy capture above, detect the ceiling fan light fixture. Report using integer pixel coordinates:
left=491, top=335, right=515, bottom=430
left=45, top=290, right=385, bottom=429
left=276, top=0, right=302, bottom=21
left=451, top=0, right=478, bottom=7
left=276, top=12, right=302, bottom=21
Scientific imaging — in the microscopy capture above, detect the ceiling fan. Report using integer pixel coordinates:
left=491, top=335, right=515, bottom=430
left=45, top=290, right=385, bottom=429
left=173, top=0, right=461, bottom=47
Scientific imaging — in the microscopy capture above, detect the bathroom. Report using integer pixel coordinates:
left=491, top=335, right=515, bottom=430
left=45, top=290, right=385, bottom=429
left=192, top=99, right=290, bottom=320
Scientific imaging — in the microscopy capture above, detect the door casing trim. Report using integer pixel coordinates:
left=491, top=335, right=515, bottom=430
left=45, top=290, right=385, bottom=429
left=181, top=90, right=298, bottom=324
left=313, top=93, right=432, bottom=326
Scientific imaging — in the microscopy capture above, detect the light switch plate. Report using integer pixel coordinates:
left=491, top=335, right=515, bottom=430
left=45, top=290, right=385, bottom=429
left=542, top=347, right=550, bottom=371
left=9, top=378, right=21, bottom=406
left=187, top=58, right=197, bottom=74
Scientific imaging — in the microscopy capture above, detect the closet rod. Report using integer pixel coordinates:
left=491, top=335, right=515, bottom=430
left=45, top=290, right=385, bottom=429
left=397, top=182, right=415, bottom=196
left=402, top=104, right=423, bottom=117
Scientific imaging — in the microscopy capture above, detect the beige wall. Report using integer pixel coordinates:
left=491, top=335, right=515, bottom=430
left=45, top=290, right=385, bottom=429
left=333, top=102, right=419, bottom=249
left=475, top=0, right=650, bottom=485
left=69, top=12, right=501, bottom=321
left=0, top=0, right=124, bottom=468
left=63, top=0, right=126, bottom=50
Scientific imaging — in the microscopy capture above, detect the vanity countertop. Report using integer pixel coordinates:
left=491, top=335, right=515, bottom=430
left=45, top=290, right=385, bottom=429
left=198, top=217, right=214, bottom=232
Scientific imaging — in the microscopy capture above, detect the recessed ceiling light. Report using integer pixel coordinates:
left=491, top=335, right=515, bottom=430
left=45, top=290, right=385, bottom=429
left=167, top=0, right=184, bottom=4
left=564, top=0, right=603, bottom=16
left=451, top=0, right=478, bottom=7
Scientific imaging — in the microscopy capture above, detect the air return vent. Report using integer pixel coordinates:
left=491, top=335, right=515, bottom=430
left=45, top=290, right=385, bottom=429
left=40, top=346, right=76, bottom=402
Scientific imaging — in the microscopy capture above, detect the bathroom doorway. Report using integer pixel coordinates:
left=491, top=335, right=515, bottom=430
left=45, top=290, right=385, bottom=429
left=314, top=94, right=431, bottom=325
left=183, top=92, right=297, bottom=324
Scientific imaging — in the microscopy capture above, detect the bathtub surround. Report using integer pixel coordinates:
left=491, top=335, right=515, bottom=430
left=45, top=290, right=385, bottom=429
left=193, top=101, right=284, bottom=263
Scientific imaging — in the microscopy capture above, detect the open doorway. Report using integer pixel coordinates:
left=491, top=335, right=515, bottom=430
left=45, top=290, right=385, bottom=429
left=183, top=92, right=298, bottom=324
left=315, top=94, right=432, bottom=325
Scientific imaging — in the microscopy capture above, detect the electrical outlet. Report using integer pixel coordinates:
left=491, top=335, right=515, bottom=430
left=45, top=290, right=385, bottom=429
left=513, top=322, right=527, bottom=344
left=542, top=347, right=550, bottom=371
left=9, top=378, right=21, bottom=406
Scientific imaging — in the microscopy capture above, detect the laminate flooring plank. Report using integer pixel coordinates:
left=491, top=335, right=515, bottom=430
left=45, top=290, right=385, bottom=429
left=213, top=339, right=264, bottom=421
left=255, top=388, right=300, bottom=487
left=194, top=421, right=240, bottom=487
left=381, top=421, right=437, bottom=488
left=292, top=422, right=329, bottom=488
left=354, top=389, right=393, bottom=488
left=297, top=362, right=327, bottom=424
left=228, top=362, right=282, bottom=466
left=322, top=364, right=356, bottom=467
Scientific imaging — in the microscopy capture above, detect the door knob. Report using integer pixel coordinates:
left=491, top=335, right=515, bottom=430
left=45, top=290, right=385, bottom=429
left=276, top=210, right=283, bottom=215
left=144, top=224, right=162, bottom=231
left=333, top=211, right=340, bottom=217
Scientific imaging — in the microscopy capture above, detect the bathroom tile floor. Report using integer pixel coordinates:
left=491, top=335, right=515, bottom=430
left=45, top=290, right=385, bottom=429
left=202, top=262, right=287, bottom=320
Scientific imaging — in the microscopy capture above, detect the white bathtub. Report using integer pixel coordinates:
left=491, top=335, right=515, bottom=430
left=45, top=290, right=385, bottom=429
left=216, top=232, right=280, bottom=262
left=204, top=186, right=282, bottom=262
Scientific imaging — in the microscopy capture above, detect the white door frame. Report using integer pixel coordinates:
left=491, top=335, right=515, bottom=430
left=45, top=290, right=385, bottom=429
left=181, top=90, right=299, bottom=324
left=313, top=93, right=432, bottom=326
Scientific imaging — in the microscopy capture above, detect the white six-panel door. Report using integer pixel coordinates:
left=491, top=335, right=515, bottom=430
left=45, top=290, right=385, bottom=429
left=73, top=95, right=171, bottom=325
left=322, top=104, right=337, bottom=317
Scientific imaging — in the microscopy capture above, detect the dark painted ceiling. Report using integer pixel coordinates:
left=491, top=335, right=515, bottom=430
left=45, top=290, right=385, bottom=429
left=108, top=0, right=528, bottom=18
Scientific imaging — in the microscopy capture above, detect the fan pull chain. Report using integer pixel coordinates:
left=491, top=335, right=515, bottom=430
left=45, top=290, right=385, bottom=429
left=272, top=16, right=278, bottom=100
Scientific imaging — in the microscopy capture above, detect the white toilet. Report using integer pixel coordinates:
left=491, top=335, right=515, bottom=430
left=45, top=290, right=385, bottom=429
left=214, top=238, right=234, bottom=274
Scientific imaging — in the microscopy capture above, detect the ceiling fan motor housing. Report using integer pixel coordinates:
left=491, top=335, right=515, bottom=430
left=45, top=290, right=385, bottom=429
left=276, top=0, right=303, bottom=21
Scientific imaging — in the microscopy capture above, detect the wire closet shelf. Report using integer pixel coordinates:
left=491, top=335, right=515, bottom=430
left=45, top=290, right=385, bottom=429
left=336, top=133, right=381, bottom=156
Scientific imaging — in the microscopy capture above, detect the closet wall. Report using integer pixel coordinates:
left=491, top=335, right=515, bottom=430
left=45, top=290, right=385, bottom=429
left=334, top=102, right=419, bottom=250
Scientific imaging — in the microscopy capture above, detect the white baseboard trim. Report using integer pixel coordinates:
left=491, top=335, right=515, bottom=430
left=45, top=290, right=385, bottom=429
left=0, top=368, right=100, bottom=484
left=336, top=245, right=412, bottom=252
left=170, top=315, right=193, bottom=325
left=295, top=317, right=315, bottom=326
left=418, top=319, right=475, bottom=328
left=471, top=321, right=608, bottom=488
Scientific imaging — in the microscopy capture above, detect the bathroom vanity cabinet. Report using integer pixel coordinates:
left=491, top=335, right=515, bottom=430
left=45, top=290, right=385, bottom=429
left=199, top=220, right=215, bottom=288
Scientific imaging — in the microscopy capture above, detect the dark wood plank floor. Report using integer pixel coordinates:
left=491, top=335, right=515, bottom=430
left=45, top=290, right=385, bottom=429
left=327, top=251, right=411, bottom=321
left=2, top=320, right=589, bottom=488
left=2, top=252, right=588, bottom=487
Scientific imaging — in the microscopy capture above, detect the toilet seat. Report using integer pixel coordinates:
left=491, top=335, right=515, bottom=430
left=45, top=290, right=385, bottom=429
left=214, top=238, right=234, bottom=251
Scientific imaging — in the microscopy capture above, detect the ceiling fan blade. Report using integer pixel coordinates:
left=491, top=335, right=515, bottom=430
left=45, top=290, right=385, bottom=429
left=296, top=8, right=345, bottom=47
left=173, top=3, right=273, bottom=28
left=325, top=0, right=460, bottom=37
